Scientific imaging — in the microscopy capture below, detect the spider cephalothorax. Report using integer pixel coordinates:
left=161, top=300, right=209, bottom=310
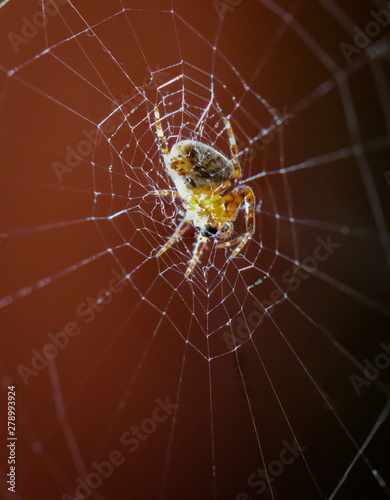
left=150, top=107, right=255, bottom=277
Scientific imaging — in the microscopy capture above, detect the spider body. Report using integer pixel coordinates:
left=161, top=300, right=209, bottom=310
left=167, top=141, right=236, bottom=230
left=151, top=107, right=255, bottom=277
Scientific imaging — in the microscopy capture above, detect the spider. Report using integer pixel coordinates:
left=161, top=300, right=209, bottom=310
left=150, top=106, right=255, bottom=277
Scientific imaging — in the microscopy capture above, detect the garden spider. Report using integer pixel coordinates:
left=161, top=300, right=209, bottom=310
left=150, top=106, right=255, bottom=277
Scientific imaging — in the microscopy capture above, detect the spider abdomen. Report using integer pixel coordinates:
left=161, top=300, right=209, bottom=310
left=167, top=140, right=234, bottom=191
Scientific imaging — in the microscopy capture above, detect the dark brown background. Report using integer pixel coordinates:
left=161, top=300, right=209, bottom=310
left=0, top=1, right=390, bottom=499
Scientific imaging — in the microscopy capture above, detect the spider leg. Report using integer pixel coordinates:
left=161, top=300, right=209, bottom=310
left=146, top=190, right=181, bottom=198
left=217, top=222, right=233, bottom=239
left=157, top=218, right=191, bottom=257
left=217, top=235, right=242, bottom=248
left=223, top=116, right=240, bottom=180
left=217, top=186, right=255, bottom=259
left=154, top=107, right=169, bottom=163
left=212, top=180, right=231, bottom=196
left=185, top=233, right=208, bottom=277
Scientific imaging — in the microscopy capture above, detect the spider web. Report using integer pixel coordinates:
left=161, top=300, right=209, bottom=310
left=0, top=0, right=390, bottom=499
